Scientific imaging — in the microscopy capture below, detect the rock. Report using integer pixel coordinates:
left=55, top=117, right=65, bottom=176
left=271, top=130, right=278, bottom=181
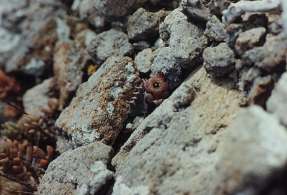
left=149, top=9, right=207, bottom=89
left=53, top=41, right=85, bottom=110
left=215, top=106, right=287, bottom=194
left=204, top=15, right=227, bottom=42
left=235, top=27, right=266, bottom=55
left=88, top=29, right=134, bottom=64
left=2, top=1, right=64, bottom=75
left=203, top=43, right=235, bottom=77
left=152, top=9, right=207, bottom=89
left=181, top=0, right=211, bottom=22
left=159, top=9, right=207, bottom=68
left=0, top=28, right=21, bottom=65
left=267, top=73, right=287, bottom=126
left=38, top=142, right=114, bottom=195
left=73, top=0, right=148, bottom=28
left=127, top=8, right=167, bottom=41
left=134, top=48, right=154, bottom=74
left=247, top=76, right=274, bottom=107
left=243, top=33, right=287, bottom=72
left=150, top=47, right=182, bottom=88
left=56, top=56, right=142, bottom=146
left=22, top=78, right=56, bottom=117
left=238, top=67, right=262, bottom=92
left=112, top=68, right=242, bottom=195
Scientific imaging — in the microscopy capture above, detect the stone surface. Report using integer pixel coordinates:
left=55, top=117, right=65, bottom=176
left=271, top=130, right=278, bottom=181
left=38, top=142, right=114, bottom=195
left=1, top=0, right=64, bottom=75
left=181, top=0, right=211, bottom=22
left=150, top=9, right=207, bottom=88
left=53, top=41, right=85, bottom=109
left=238, top=67, right=262, bottom=92
left=267, top=73, right=287, bottom=126
left=73, top=0, right=148, bottom=29
left=203, top=43, right=235, bottom=77
left=204, top=15, right=227, bottom=42
left=235, top=27, right=266, bottom=55
left=112, top=68, right=242, bottom=195
left=159, top=8, right=207, bottom=68
left=56, top=56, right=142, bottom=146
left=88, top=29, right=134, bottom=64
left=215, top=106, right=287, bottom=194
left=243, top=33, right=287, bottom=72
left=127, top=8, right=167, bottom=41
left=247, top=75, right=274, bottom=106
left=134, top=48, right=154, bottom=74
left=22, top=78, right=56, bottom=117
left=112, top=70, right=287, bottom=194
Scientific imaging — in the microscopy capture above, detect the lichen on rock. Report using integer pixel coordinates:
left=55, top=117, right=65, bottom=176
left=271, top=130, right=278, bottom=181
left=56, top=56, right=142, bottom=146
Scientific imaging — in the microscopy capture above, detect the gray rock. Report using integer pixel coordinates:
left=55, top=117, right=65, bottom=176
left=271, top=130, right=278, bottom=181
left=1, top=0, right=64, bottom=74
left=159, top=9, right=207, bottom=68
left=73, top=0, right=148, bottom=28
left=134, top=48, right=154, bottom=74
left=0, top=27, right=21, bottom=53
left=235, top=27, right=266, bottom=55
left=267, top=73, right=287, bottom=126
left=243, top=33, right=287, bottom=72
left=127, top=8, right=167, bottom=41
left=23, top=78, right=56, bottom=117
left=56, top=56, right=142, bottom=146
left=238, top=67, right=262, bottom=92
left=88, top=29, right=134, bottom=63
left=22, top=58, right=46, bottom=77
left=215, top=106, right=287, bottom=194
left=112, top=66, right=287, bottom=194
left=247, top=75, right=274, bottom=106
left=151, top=47, right=182, bottom=88
left=204, top=15, right=227, bottom=42
left=53, top=41, right=85, bottom=110
left=38, top=142, right=114, bottom=195
left=112, top=68, right=242, bottom=195
left=150, top=9, right=207, bottom=88
left=203, top=43, right=235, bottom=77
left=181, top=0, right=211, bottom=22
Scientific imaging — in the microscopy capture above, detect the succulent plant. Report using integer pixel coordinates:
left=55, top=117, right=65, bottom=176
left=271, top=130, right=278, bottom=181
left=0, top=138, right=55, bottom=192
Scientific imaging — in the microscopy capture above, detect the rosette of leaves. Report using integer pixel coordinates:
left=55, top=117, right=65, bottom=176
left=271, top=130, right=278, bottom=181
left=0, top=138, right=54, bottom=192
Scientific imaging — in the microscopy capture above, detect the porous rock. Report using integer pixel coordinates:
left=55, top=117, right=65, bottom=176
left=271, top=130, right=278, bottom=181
left=203, top=43, right=235, bottom=77
left=23, top=78, right=56, bottom=117
left=247, top=75, right=274, bottom=106
left=56, top=56, right=142, bottom=146
left=235, top=27, right=266, bottom=55
left=2, top=0, right=64, bottom=75
left=127, top=8, right=167, bottom=41
left=204, top=15, right=227, bottom=42
left=38, top=142, right=114, bottom=195
left=134, top=48, right=154, bottom=74
left=159, top=8, right=207, bottom=67
left=181, top=0, right=211, bottom=22
left=151, top=47, right=182, bottom=88
left=267, top=73, right=287, bottom=126
left=112, top=68, right=242, bottom=195
left=88, top=29, right=134, bottom=64
left=73, top=0, right=148, bottom=29
left=53, top=41, right=85, bottom=110
left=243, top=33, right=287, bottom=72
left=151, top=9, right=207, bottom=87
left=112, top=66, right=287, bottom=194
left=215, top=106, right=287, bottom=194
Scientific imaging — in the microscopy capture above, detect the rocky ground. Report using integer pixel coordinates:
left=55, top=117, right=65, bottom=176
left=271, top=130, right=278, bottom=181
left=0, top=0, right=287, bottom=194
